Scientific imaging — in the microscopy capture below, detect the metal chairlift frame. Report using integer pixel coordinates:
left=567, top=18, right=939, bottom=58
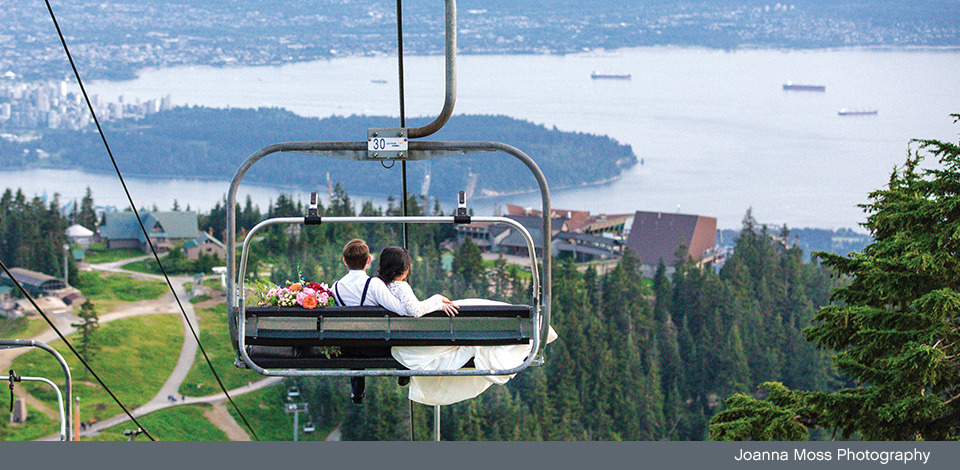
left=225, top=0, right=552, bottom=378
left=1, top=339, right=73, bottom=441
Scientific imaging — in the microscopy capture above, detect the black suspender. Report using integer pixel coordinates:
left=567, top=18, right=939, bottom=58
left=360, top=277, right=372, bottom=305
left=333, top=281, right=346, bottom=306
left=333, top=278, right=373, bottom=306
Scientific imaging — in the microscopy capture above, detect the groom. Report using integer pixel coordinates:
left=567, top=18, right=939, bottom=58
left=331, top=238, right=404, bottom=404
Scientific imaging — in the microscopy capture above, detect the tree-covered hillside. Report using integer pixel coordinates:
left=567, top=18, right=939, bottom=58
left=28, top=107, right=636, bottom=199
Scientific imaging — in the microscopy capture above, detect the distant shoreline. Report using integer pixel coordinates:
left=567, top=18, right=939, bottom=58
left=104, top=45, right=960, bottom=85
left=476, top=174, right=623, bottom=200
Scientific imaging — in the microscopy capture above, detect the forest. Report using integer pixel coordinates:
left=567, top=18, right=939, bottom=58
left=6, top=116, right=959, bottom=441
left=211, top=192, right=846, bottom=441
left=15, top=108, right=637, bottom=200
left=1, top=180, right=845, bottom=440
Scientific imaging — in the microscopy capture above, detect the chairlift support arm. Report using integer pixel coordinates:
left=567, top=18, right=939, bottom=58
left=0, top=339, right=73, bottom=441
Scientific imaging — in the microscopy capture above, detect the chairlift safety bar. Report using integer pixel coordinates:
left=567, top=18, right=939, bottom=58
left=234, top=215, right=543, bottom=377
left=227, top=141, right=553, bottom=366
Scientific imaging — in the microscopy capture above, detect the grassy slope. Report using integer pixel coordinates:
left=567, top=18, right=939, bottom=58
left=7, top=314, right=182, bottom=440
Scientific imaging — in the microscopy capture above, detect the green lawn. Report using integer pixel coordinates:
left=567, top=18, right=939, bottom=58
left=119, top=259, right=155, bottom=273
left=97, top=404, right=228, bottom=441
left=7, top=314, right=183, bottom=440
left=178, top=302, right=262, bottom=396
left=83, top=248, right=145, bottom=264
left=0, top=316, right=49, bottom=340
left=78, top=271, right=168, bottom=312
left=1, top=403, right=60, bottom=441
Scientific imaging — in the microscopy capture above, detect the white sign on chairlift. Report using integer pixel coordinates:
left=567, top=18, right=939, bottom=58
left=368, top=136, right=408, bottom=152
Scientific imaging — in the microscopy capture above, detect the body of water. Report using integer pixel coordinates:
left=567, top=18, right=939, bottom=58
left=6, top=47, right=960, bottom=230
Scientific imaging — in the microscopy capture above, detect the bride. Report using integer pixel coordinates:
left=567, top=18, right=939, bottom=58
left=377, top=246, right=557, bottom=406
left=376, top=246, right=459, bottom=318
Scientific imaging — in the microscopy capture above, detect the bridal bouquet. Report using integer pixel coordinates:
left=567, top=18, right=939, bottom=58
left=251, top=280, right=336, bottom=309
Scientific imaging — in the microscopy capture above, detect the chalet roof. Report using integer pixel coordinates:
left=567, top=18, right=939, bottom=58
left=625, top=211, right=717, bottom=266
left=499, top=225, right=545, bottom=250
left=554, top=243, right=614, bottom=257
left=554, top=231, right=621, bottom=247
left=99, top=211, right=199, bottom=242
left=506, top=215, right=568, bottom=234
left=184, top=231, right=225, bottom=250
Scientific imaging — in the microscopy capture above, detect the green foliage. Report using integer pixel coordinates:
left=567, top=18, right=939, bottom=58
left=99, top=404, right=228, bottom=441
left=0, top=403, right=59, bottom=441
left=77, top=187, right=98, bottom=231
left=224, top=385, right=335, bottom=441
left=1, top=174, right=850, bottom=441
left=82, top=247, right=145, bottom=264
left=452, top=237, right=484, bottom=292
left=179, top=303, right=262, bottom=396
left=34, top=109, right=635, bottom=199
left=0, top=315, right=31, bottom=339
left=78, top=271, right=168, bottom=303
left=710, top=382, right=815, bottom=441
left=71, top=300, right=101, bottom=368
left=134, top=245, right=222, bottom=276
left=710, top=115, right=960, bottom=441
left=7, top=314, right=182, bottom=440
left=0, top=188, right=75, bottom=284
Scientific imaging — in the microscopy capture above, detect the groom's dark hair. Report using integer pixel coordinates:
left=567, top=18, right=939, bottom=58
left=342, top=238, right=370, bottom=270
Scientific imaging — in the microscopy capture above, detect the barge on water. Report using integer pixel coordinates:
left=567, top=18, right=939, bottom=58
left=782, top=82, right=825, bottom=92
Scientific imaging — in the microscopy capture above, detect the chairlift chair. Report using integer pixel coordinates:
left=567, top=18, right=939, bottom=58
left=226, top=0, right=552, bottom=379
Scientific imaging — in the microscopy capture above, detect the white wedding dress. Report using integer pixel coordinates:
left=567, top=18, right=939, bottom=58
left=386, top=281, right=558, bottom=406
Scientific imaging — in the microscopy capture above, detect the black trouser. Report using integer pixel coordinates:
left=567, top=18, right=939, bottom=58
left=343, top=346, right=389, bottom=402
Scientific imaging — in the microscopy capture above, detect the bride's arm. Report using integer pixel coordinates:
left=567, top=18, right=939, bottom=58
left=391, top=282, right=452, bottom=317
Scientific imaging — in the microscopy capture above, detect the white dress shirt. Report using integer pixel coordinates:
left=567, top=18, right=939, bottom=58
left=332, top=270, right=404, bottom=314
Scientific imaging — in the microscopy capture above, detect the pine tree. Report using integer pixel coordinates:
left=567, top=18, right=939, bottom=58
left=452, top=237, right=484, bottom=293
left=77, top=186, right=98, bottom=230
left=710, top=116, right=960, bottom=441
left=71, top=300, right=100, bottom=373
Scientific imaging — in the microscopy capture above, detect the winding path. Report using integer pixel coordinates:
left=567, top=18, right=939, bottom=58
left=3, top=257, right=287, bottom=441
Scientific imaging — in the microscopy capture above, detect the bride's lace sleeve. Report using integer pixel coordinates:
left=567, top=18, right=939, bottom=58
left=388, top=281, right=445, bottom=318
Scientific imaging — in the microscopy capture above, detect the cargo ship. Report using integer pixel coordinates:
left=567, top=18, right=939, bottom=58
left=838, top=109, right=878, bottom=116
left=591, top=71, right=631, bottom=80
left=782, top=82, right=825, bottom=92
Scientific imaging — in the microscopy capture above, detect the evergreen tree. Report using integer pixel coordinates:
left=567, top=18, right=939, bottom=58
left=452, top=237, right=484, bottom=293
left=710, top=117, right=960, bottom=441
left=77, top=186, right=98, bottom=230
left=71, top=300, right=100, bottom=372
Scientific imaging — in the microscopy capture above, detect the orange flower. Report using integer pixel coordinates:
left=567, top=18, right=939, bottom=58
left=302, top=295, right=318, bottom=309
left=289, top=283, right=302, bottom=292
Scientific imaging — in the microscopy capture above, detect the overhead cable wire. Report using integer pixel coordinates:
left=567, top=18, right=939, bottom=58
left=0, top=258, right=153, bottom=440
left=42, top=0, right=260, bottom=441
left=395, top=0, right=416, bottom=441
left=397, top=0, right=410, bottom=250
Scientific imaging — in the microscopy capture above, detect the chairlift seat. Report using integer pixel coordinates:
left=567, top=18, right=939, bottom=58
left=241, top=304, right=535, bottom=370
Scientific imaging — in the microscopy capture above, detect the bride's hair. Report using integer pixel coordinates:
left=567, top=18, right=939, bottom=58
left=378, top=246, right=412, bottom=283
